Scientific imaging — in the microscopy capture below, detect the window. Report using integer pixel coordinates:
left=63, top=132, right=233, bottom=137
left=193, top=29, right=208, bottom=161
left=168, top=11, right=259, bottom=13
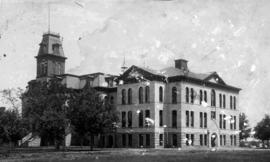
left=186, top=111, right=189, bottom=127
left=172, top=87, right=177, bottom=104
left=204, top=113, right=207, bottom=128
left=40, top=59, right=48, bottom=76
left=211, top=111, right=216, bottom=120
left=223, top=114, right=226, bottom=129
left=204, top=134, right=207, bottom=146
left=200, top=134, right=203, bottom=146
left=145, top=86, right=150, bottom=103
left=211, top=89, right=216, bottom=107
left=122, top=134, right=126, bottom=147
left=219, top=114, right=222, bottom=129
left=138, top=111, right=143, bottom=127
left=204, top=91, right=207, bottom=102
left=191, top=134, right=194, bottom=146
left=233, top=96, right=236, bottom=110
left=128, top=134, right=132, bottom=147
left=55, top=62, right=61, bottom=75
left=223, top=94, right=226, bottom=108
left=234, top=135, right=237, bottom=146
left=190, top=88, right=194, bottom=104
left=200, top=112, right=203, bottom=128
left=233, top=117, right=236, bottom=129
left=200, top=90, right=203, bottom=104
left=230, top=135, right=233, bottom=146
left=186, top=87, right=189, bottom=103
left=191, top=111, right=194, bottom=127
left=159, top=110, right=163, bottom=126
left=230, top=115, right=233, bottom=130
left=219, top=94, right=222, bottom=108
left=223, top=135, right=226, bottom=146
left=172, top=110, right=177, bottom=128
left=220, top=135, right=223, bottom=146
left=139, top=134, right=143, bottom=147
left=172, top=134, right=177, bottom=147
left=122, top=111, right=126, bottom=128
left=146, top=134, right=150, bottom=146
left=159, top=134, right=163, bottom=146
left=159, top=86, right=163, bottom=102
left=128, top=111, right=132, bottom=128
left=52, top=44, right=60, bottom=54
left=122, top=89, right=126, bottom=105
left=145, top=110, right=150, bottom=127
left=128, top=88, right=132, bottom=104
left=186, top=134, right=189, bottom=146
left=230, top=96, right=232, bottom=109
left=139, top=87, right=143, bottom=104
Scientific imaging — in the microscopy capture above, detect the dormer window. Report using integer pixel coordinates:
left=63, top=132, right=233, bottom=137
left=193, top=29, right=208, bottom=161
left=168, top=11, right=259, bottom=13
left=52, top=44, right=60, bottom=54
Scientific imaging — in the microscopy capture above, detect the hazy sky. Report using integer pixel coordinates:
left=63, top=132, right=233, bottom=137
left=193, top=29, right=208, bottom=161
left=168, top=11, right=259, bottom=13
left=0, top=0, right=270, bottom=126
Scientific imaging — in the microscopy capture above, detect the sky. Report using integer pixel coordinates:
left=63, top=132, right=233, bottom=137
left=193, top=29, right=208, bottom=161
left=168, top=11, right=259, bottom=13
left=0, top=0, right=270, bottom=126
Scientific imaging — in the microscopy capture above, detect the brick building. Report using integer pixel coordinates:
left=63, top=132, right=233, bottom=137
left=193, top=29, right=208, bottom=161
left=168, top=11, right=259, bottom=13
left=25, top=32, right=241, bottom=148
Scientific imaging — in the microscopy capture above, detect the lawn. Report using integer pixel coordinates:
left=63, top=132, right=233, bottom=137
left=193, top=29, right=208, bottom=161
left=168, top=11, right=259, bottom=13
left=1, top=148, right=270, bottom=162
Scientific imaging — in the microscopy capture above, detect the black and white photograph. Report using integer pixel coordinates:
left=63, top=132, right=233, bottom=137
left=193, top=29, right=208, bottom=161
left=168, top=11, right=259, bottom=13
left=0, top=0, right=270, bottom=161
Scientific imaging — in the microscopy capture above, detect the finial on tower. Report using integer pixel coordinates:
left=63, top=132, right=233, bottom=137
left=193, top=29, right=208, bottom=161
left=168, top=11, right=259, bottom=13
left=48, top=2, right=51, bottom=33
left=121, top=55, right=128, bottom=73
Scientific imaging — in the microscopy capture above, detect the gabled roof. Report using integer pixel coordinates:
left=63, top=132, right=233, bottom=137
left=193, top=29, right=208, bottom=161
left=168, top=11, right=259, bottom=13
left=119, top=65, right=241, bottom=92
left=118, top=65, right=165, bottom=83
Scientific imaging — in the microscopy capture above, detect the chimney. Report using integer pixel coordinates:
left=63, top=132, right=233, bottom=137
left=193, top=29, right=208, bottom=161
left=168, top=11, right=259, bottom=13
left=175, top=59, right=188, bottom=71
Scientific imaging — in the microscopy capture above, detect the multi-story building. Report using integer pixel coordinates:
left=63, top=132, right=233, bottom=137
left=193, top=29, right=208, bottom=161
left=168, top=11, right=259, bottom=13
left=115, top=59, right=241, bottom=148
left=25, top=32, right=241, bottom=148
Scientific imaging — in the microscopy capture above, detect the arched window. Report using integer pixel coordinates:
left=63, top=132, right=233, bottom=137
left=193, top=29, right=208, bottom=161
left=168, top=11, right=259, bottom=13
left=41, top=59, right=47, bottom=76
left=223, top=94, right=226, bottom=108
left=145, top=86, right=150, bottom=103
left=204, top=90, right=207, bottom=102
left=172, top=110, right=177, bottom=128
left=186, top=87, right=189, bottom=103
left=200, top=90, right=203, bottom=104
left=219, top=94, right=222, bottom=108
left=128, top=88, right=132, bottom=104
left=233, top=96, right=236, bottom=110
left=211, top=89, right=216, bottom=107
left=122, top=89, right=126, bottom=105
left=56, top=62, right=61, bottom=75
left=190, top=88, right=194, bottom=104
left=172, top=87, right=177, bottom=104
left=139, top=87, right=143, bottom=104
left=128, top=111, right=132, bottom=128
left=159, top=86, right=163, bottom=102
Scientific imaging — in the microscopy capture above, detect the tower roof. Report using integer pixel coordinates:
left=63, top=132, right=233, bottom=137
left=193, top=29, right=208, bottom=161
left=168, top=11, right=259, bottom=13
left=37, top=32, right=66, bottom=58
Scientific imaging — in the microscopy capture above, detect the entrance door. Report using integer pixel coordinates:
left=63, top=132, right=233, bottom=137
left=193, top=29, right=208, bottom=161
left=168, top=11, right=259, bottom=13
left=211, top=133, right=217, bottom=147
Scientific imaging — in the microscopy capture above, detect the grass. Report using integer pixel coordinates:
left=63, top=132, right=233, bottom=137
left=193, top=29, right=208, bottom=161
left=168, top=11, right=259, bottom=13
left=1, top=148, right=270, bottom=162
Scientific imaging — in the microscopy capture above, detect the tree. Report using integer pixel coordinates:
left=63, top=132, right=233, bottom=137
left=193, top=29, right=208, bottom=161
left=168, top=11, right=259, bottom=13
left=254, top=114, right=270, bottom=147
left=22, top=79, right=69, bottom=149
left=0, top=88, right=23, bottom=114
left=67, top=86, right=119, bottom=150
left=239, top=113, right=251, bottom=141
left=0, top=107, right=28, bottom=147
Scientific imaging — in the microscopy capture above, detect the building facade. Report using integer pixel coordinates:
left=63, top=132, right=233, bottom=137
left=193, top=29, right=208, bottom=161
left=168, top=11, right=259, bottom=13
left=25, top=32, right=241, bottom=148
left=115, top=60, right=241, bottom=149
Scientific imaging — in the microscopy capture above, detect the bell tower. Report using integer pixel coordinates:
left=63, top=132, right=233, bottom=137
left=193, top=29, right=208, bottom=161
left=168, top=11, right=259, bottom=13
left=35, top=32, right=67, bottom=80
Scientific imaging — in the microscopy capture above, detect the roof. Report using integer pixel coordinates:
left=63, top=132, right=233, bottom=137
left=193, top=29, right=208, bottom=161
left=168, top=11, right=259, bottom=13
left=37, top=32, right=66, bottom=58
left=160, top=67, right=212, bottom=80
left=119, top=65, right=241, bottom=92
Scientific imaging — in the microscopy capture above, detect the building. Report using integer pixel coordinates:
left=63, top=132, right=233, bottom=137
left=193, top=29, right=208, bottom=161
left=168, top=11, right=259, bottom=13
left=25, top=31, right=241, bottom=148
